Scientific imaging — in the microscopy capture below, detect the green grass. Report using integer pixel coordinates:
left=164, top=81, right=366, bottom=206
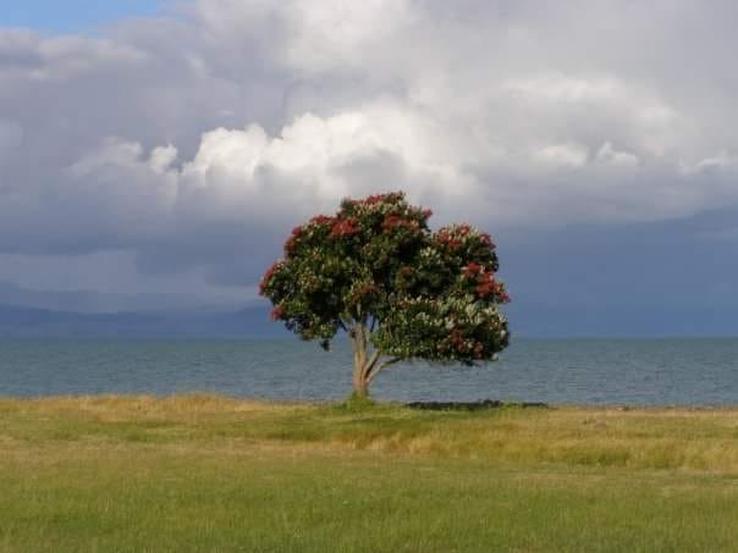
left=2, top=395, right=738, bottom=552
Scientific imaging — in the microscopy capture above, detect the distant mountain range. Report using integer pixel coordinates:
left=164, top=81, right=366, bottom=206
left=0, top=304, right=288, bottom=338
left=0, top=301, right=734, bottom=339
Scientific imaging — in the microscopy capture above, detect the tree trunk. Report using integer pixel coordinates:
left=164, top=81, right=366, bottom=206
left=348, top=322, right=396, bottom=399
left=352, top=370, right=370, bottom=399
left=350, top=323, right=371, bottom=398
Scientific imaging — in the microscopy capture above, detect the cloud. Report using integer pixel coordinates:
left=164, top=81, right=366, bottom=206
left=595, top=142, right=639, bottom=168
left=0, top=119, right=23, bottom=165
left=9, top=104, right=472, bottom=280
left=3, top=0, right=738, bottom=295
left=534, top=143, right=590, bottom=168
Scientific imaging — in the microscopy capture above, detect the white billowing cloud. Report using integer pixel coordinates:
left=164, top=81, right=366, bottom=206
left=193, top=0, right=414, bottom=74
left=0, top=28, right=146, bottom=80
left=53, top=103, right=474, bottom=240
left=685, top=152, right=738, bottom=175
left=503, top=74, right=626, bottom=104
left=595, top=143, right=639, bottom=168
left=534, top=143, right=589, bottom=168
left=4, top=0, right=738, bottom=291
left=149, top=144, right=178, bottom=174
left=282, top=0, right=414, bottom=72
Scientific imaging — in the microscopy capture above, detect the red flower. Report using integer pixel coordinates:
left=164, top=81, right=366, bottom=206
left=382, top=214, right=419, bottom=232
left=352, top=283, right=378, bottom=300
left=364, top=193, right=389, bottom=205
left=259, top=262, right=282, bottom=295
left=473, top=342, right=485, bottom=359
left=270, top=305, right=285, bottom=320
left=382, top=214, right=402, bottom=230
left=284, top=226, right=304, bottom=254
left=309, top=214, right=335, bottom=226
left=462, top=262, right=482, bottom=278
left=436, top=229, right=463, bottom=251
left=330, top=217, right=360, bottom=238
left=449, top=329, right=465, bottom=349
left=361, top=192, right=403, bottom=206
left=475, top=272, right=498, bottom=298
left=479, top=232, right=495, bottom=249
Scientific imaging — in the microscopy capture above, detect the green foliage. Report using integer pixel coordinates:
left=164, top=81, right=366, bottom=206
left=260, top=192, right=510, bottom=364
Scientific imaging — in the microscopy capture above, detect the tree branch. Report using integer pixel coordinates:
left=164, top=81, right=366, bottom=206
left=365, top=350, right=382, bottom=375
left=366, top=356, right=403, bottom=384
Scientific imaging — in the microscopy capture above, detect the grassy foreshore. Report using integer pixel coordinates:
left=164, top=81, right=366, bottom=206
left=2, top=396, right=738, bottom=552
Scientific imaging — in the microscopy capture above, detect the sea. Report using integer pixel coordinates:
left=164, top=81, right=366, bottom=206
left=1, top=338, right=737, bottom=406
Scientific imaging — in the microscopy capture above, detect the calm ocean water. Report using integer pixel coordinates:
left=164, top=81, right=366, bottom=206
left=1, top=338, right=737, bottom=405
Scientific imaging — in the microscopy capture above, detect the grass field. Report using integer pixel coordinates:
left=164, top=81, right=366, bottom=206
left=2, top=395, right=738, bottom=552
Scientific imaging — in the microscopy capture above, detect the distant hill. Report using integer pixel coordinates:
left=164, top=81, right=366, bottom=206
left=2, top=301, right=732, bottom=339
left=0, top=304, right=288, bottom=339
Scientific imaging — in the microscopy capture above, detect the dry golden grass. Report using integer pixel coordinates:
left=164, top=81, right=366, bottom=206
left=3, top=395, right=738, bottom=472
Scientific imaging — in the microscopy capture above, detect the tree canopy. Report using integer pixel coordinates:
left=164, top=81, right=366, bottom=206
left=259, top=191, right=509, bottom=398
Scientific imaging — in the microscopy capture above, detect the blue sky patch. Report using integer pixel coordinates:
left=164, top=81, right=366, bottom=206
left=1, top=0, right=163, bottom=32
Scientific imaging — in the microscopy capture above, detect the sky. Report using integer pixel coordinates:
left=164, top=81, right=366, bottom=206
left=1, top=1, right=164, bottom=33
left=1, top=0, right=738, bottom=336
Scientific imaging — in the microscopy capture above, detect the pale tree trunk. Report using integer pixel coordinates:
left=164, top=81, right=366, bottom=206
left=349, top=323, right=380, bottom=399
left=348, top=322, right=403, bottom=399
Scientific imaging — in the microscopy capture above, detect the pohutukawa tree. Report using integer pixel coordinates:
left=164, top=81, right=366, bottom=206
left=259, top=192, right=510, bottom=399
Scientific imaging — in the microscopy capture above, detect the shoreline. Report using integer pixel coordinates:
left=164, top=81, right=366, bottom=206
left=3, top=392, right=738, bottom=411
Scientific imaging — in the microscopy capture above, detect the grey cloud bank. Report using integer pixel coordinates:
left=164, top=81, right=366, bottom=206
left=1, top=0, right=738, bottom=335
